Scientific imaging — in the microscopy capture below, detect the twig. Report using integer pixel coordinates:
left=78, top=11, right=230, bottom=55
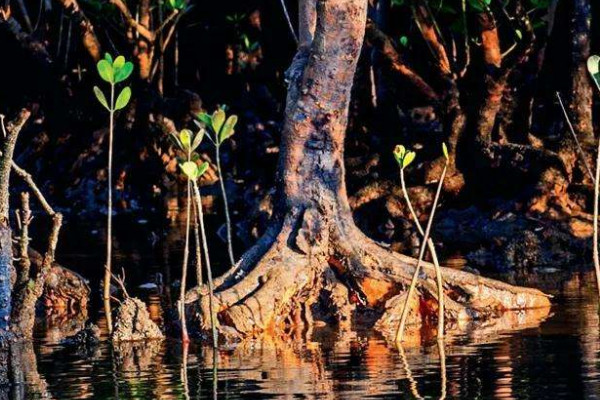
left=11, top=161, right=57, bottom=215
left=556, top=92, right=595, bottom=182
left=279, top=0, right=298, bottom=45
left=107, top=266, right=130, bottom=298
left=109, top=0, right=155, bottom=42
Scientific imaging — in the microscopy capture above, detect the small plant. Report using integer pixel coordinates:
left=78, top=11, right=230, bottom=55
left=170, top=128, right=204, bottom=343
left=194, top=107, right=238, bottom=267
left=586, top=55, right=600, bottom=304
left=180, top=160, right=218, bottom=347
left=393, top=143, right=449, bottom=343
left=93, top=53, right=133, bottom=333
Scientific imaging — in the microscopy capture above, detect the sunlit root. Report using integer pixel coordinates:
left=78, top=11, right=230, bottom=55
left=112, top=298, right=164, bottom=342
left=185, top=213, right=551, bottom=343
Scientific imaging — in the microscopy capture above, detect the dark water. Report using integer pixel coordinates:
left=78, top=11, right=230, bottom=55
left=7, top=217, right=600, bottom=399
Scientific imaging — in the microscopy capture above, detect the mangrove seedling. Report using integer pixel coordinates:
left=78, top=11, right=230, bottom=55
left=170, top=128, right=204, bottom=343
left=586, top=55, right=600, bottom=303
left=93, top=53, right=133, bottom=334
left=194, top=107, right=238, bottom=267
left=180, top=160, right=218, bottom=347
left=394, top=143, right=449, bottom=343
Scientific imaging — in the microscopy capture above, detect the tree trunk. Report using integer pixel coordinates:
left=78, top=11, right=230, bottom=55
left=0, top=109, right=30, bottom=337
left=185, top=0, right=550, bottom=341
left=568, top=0, right=594, bottom=144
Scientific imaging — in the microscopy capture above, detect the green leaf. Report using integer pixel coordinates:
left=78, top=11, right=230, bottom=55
left=195, top=112, right=213, bottom=127
left=191, top=128, right=205, bottom=151
left=212, top=109, right=226, bottom=136
left=179, top=129, right=193, bottom=150
left=393, top=144, right=406, bottom=165
left=180, top=161, right=198, bottom=180
left=587, top=55, right=600, bottom=76
left=588, top=55, right=600, bottom=90
left=170, top=132, right=184, bottom=150
left=467, top=0, right=490, bottom=12
left=113, top=55, right=125, bottom=70
left=93, top=86, right=110, bottom=111
left=402, top=151, right=416, bottom=169
left=399, top=36, right=409, bottom=47
left=391, top=0, right=405, bottom=6
left=104, top=53, right=113, bottom=63
left=97, top=59, right=114, bottom=83
left=114, top=61, right=134, bottom=83
left=114, top=86, right=132, bottom=110
left=515, top=29, right=522, bottom=40
left=197, top=161, right=210, bottom=177
left=219, top=115, right=238, bottom=143
left=442, top=143, right=449, bottom=160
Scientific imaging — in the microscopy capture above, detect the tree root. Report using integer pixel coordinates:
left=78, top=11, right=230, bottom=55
left=185, top=211, right=551, bottom=343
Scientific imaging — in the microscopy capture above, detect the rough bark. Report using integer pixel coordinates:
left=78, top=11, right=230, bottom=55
left=10, top=213, right=62, bottom=338
left=0, top=109, right=30, bottom=336
left=55, top=0, right=102, bottom=62
left=183, top=0, right=550, bottom=342
left=567, top=0, right=594, bottom=144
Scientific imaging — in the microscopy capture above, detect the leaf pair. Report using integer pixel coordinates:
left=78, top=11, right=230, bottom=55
left=588, top=55, right=600, bottom=91
left=180, top=161, right=209, bottom=180
left=393, top=143, right=448, bottom=169
left=97, top=53, right=134, bottom=84
left=393, top=145, right=416, bottom=169
left=166, top=0, right=186, bottom=10
left=195, top=108, right=238, bottom=145
left=94, top=53, right=133, bottom=112
left=171, top=129, right=205, bottom=152
left=94, top=86, right=132, bottom=112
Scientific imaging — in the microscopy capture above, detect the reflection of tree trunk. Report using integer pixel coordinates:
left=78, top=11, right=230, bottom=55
left=0, top=341, right=52, bottom=398
left=185, top=0, right=550, bottom=340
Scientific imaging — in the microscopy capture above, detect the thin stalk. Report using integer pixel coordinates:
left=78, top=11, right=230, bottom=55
left=212, top=348, right=218, bottom=400
left=400, top=168, right=445, bottom=339
left=103, top=82, right=115, bottom=334
left=192, top=181, right=218, bottom=348
left=590, top=78, right=600, bottom=303
left=593, top=132, right=600, bottom=301
left=395, top=162, right=448, bottom=343
left=215, top=145, right=235, bottom=266
left=556, top=92, right=595, bottom=182
left=179, top=178, right=192, bottom=343
left=193, top=199, right=203, bottom=286
left=438, top=339, right=447, bottom=400
left=181, top=341, right=190, bottom=400
left=278, top=0, right=298, bottom=44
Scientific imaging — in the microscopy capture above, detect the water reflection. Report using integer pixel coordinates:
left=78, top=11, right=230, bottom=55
left=8, top=216, right=600, bottom=399
left=0, top=287, right=592, bottom=399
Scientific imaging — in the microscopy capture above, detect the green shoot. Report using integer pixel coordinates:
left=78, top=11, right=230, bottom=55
left=586, top=55, right=600, bottom=303
left=180, top=160, right=218, bottom=347
left=393, top=144, right=449, bottom=343
left=194, top=107, right=238, bottom=267
left=93, top=53, right=133, bottom=334
left=171, top=128, right=205, bottom=343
